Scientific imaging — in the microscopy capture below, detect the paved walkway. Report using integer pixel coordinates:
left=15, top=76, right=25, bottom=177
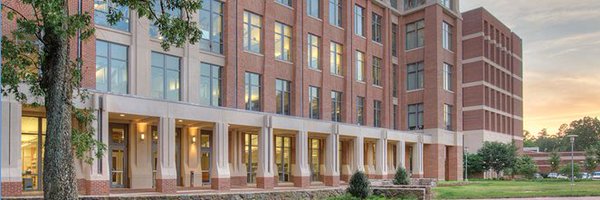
left=479, top=197, right=600, bottom=200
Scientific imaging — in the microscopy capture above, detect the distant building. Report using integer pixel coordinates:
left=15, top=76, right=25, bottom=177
left=524, top=151, right=600, bottom=173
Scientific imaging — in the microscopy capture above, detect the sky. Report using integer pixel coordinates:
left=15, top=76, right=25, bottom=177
left=460, top=0, right=600, bottom=135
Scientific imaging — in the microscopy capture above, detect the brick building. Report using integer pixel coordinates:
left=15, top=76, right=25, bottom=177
left=524, top=151, right=600, bottom=174
left=461, top=8, right=524, bottom=153
left=1, top=0, right=518, bottom=197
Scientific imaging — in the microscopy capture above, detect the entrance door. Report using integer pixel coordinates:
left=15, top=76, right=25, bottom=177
left=309, top=138, right=322, bottom=182
left=175, top=128, right=182, bottom=186
left=200, top=130, right=212, bottom=184
left=275, top=136, right=291, bottom=182
left=21, top=117, right=46, bottom=191
left=109, top=124, right=128, bottom=188
left=244, top=132, right=259, bottom=183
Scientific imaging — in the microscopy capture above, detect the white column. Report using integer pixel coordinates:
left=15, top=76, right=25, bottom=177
left=211, top=122, right=230, bottom=190
left=1, top=101, right=22, bottom=185
left=256, top=116, right=275, bottom=188
left=375, top=138, right=388, bottom=176
left=157, top=117, right=177, bottom=179
left=353, top=136, right=365, bottom=172
left=293, top=130, right=310, bottom=177
left=324, top=129, right=340, bottom=177
left=412, top=141, right=424, bottom=176
left=396, top=140, right=406, bottom=170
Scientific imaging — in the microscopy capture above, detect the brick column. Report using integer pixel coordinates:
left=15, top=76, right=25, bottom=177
left=446, top=146, right=463, bottom=181
left=323, top=126, right=340, bottom=186
left=292, top=130, right=310, bottom=188
left=211, top=122, right=231, bottom=190
left=256, top=116, right=275, bottom=189
left=1, top=101, right=23, bottom=196
left=156, top=117, right=177, bottom=193
left=423, top=144, right=446, bottom=180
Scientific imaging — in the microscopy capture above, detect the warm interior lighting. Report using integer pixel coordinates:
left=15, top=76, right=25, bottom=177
left=140, top=133, right=145, bottom=141
left=192, top=136, right=196, bottom=143
left=178, top=119, right=183, bottom=123
left=119, top=114, right=125, bottom=117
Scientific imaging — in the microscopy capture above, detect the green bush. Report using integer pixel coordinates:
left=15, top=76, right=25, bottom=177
left=513, top=156, right=538, bottom=179
left=347, top=171, right=371, bottom=199
left=393, top=167, right=410, bottom=185
left=559, top=163, right=581, bottom=179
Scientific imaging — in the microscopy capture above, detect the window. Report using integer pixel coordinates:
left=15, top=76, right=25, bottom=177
left=149, top=0, right=181, bottom=39
left=276, top=0, right=292, bottom=7
left=276, top=79, right=291, bottom=115
left=245, top=72, right=261, bottom=111
left=331, top=91, right=342, bottom=122
left=440, top=0, right=452, bottom=9
left=391, top=0, right=399, bottom=9
left=444, top=104, right=452, bottom=130
left=357, top=96, right=365, bottom=125
left=374, top=100, right=382, bottom=127
left=372, top=13, right=382, bottom=43
left=199, top=63, right=222, bottom=106
left=354, top=5, right=365, bottom=36
left=309, top=86, right=320, bottom=119
left=404, top=0, right=426, bottom=10
left=407, top=62, right=424, bottom=90
left=275, top=22, right=293, bottom=61
left=392, top=64, right=398, bottom=97
left=406, top=20, right=424, bottom=50
left=372, top=57, right=382, bottom=86
left=307, top=0, right=320, bottom=18
left=308, top=34, right=320, bottom=69
left=199, top=0, right=224, bottom=54
left=243, top=11, right=262, bottom=53
left=329, top=0, right=342, bottom=27
left=392, top=23, right=398, bottom=57
left=442, top=22, right=452, bottom=50
left=408, top=103, right=424, bottom=130
left=275, top=136, right=292, bottom=182
left=330, top=42, right=343, bottom=75
left=393, top=105, right=398, bottom=130
left=94, top=0, right=130, bottom=31
left=151, top=52, right=180, bottom=101
left=356, top=51, right=365, bottom=82
left=96, top=40, right=128, bottom=94
left=443, top=63, right=452, bottom=91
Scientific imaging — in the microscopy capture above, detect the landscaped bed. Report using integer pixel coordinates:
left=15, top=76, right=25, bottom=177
left=434, top=179, right=600, bottom=199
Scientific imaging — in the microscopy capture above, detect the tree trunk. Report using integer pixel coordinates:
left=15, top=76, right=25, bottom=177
left=41, top=2, right=78, bottom=198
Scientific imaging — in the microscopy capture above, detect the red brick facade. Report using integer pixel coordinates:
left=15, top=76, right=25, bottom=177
left=1, top=182, right=23, bottom=197
left=155, top=179, right=177, bottom=193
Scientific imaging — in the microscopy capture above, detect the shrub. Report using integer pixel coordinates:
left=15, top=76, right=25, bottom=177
left=559, top=163, right=581, bottom=179
left=393, top=167, right=410, bottom=185
left=513, top=156, right=538, bottom=179
left=347, top=171, right=371, bottom=199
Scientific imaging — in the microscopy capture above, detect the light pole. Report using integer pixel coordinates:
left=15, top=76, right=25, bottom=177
left=464, top=146, right=469, bottom=182
left=567, top=134, right=578, bottom=190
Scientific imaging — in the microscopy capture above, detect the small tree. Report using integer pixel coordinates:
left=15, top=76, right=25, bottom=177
left=560, top=163, right=581, bottom=179
left=478, top=142, right=518, bottom=176
left=583, top=147, right=598, bottom=174
left=465, top=153, right=486, bottom=174
left=347, top=171, right=370, bottom=199
left=549, top=151, right=561, bottom=173
left=393, top=167, right=410, bottom=185
left=513, top=156, right=538, bottom=179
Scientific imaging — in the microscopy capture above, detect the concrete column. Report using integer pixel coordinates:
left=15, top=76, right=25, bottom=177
left=396, top=141, right=406, bottom=170
left=182, top=127, right=202, bottom=187
left=211, top=122, right=230, bottom=190
left=80, top=94, right=110, bottom=195
left=353, top=136, right=365, bottom=173
left=365, top=142, right=375, bottom=176
left=156, top=117, right=177, bottom=193
left=412, top=141, right=424, bottom=177
left=1, top=101, right=23, bottom=196
left=323, top=127, right=340, bottom=186
left=292, top=130, right=310, bottom=187
left=230, top=131, right=246, bottom=187
left=256, top=116, right=275, bottom=189
left=375, top=136, right=388, bottom=179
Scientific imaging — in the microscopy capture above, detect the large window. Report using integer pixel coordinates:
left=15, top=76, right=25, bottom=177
left=356, top=51, right=365, bottom=82
left=245, top=72, right=261, bottom=111
left=372, top=13, right=382, bottom=43
left=149, top=0, right=181, bottom=39
left=444, top=104, right=453, bottom=130
left=406, top=20, right=425, bottom=50
left=199, top=0, right=223, bottom=54
left=329, top=0, right=342, bottom=27
left=199, top=63, right=222, bottom=106
left=94, top=0, right=130, bottom=32
left=372, top=57, right=382, bottom=86
left=442, top=21, right=452, bottom=50
left=21, top=116, right=46, bottom=191
left=330, top=42, right=343, bottom=75
left=308, top=34, right=320, bottom=69
left=275, top=22, right=292, bottom=61
left=309, top=138, right=322, bottom=181
left=244, top=133, right=259, bottom=183
left=276, top=0, right=292, bottom=7
left=357, top=96, right=365, bottom=125
left=243, top=11, right=262, bottom=53
left=407, top=62, right=424, bottom=90
left=392, top=64, right=398, bottom=97
left=404, top=0, right=426, bottom=10
left=440, top=0, right=452, bottom=9
left=275, top=136, right=292, bottom=182
left=408, top=103, right=424, bottom=130
left=374, top=100, right=382, bottom=127
left=307, top=0, right=320, bottom=18
left=392, top=23, right=398, bottom=57
left=276, top=79, right=291, bottom=115
left=331, top=91, right=342, bottom=122
left=443, top=63, right=453, bottom=91
left=96, top=40, right=128, bottom=94
left=309, top=86, right=320, bottom=119
left=393, top=105, right=398, bottom=129
left=354, top=5, right=365, bottom=36
left=151, top=52, right=180, bottom=101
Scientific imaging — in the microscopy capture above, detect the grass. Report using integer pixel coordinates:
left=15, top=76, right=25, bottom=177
left=434, top=179, right=600, bottom=199
left=327, top=194, right=417, bottom=200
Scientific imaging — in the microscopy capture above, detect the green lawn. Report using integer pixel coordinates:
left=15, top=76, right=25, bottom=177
left=434, top=179, right=600, bottom=199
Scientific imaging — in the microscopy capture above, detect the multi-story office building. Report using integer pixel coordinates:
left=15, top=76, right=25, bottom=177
left=461, top=8, right=524, bottom=153
left=2, top=0, right=466, bottom=196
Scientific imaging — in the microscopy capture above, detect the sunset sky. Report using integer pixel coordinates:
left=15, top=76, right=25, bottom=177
left=460, top=0, right=600, bottom=135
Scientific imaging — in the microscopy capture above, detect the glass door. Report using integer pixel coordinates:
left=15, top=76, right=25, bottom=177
left=21, top=116, right=46, bottom=191
left=109, top=124, right=128, bottom=188
left=244, top=133, right=258, bottom=183
left=309, top=138, right=321, bottom=182
left=275, top=136, right=291, bottom=182
left=200, top=130, right=212, bottom=184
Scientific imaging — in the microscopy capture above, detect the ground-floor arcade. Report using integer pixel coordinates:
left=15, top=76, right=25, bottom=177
left=1, top=93, right=463, bottom=196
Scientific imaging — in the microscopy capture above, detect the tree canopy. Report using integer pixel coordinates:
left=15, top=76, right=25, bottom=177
left=524, top=116, right=600, bottom=152
left=478, top=142, right=518, bottom=175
